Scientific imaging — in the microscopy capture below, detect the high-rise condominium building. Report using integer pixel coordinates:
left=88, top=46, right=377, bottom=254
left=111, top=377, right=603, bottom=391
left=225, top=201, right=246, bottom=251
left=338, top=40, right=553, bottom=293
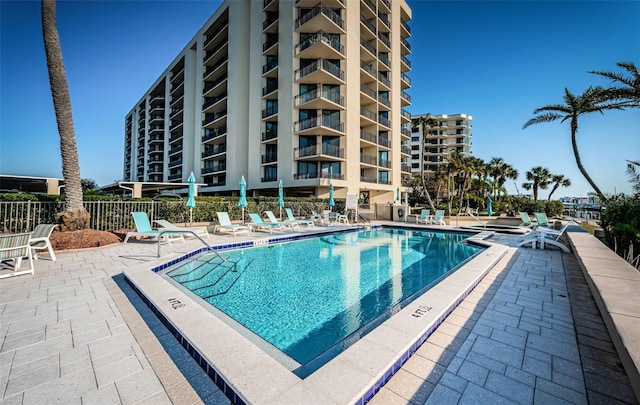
left=124, top=0, right=412, bottom=203
left=409, top=113, right=473, bottom=173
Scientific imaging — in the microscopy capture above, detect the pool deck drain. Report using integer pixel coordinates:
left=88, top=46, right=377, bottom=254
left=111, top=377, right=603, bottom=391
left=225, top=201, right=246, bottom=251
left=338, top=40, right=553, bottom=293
left=0, top=222, right=636, bottom=404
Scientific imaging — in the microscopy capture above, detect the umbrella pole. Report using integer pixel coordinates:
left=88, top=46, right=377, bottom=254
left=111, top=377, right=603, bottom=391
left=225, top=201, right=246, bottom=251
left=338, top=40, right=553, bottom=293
left=242, top=207, right=245, bottom=224
left=190, top=208, right=193, bottom=225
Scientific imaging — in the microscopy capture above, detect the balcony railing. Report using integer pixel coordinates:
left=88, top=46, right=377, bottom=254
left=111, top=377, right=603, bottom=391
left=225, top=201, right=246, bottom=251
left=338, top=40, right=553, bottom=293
left=361, top=61, right=377, bottom=77
left=202, top=163, right=226, bottom=174
left=401, top=72, right=412, bottom=85
left=360, top=107, right=377, bottom=122
left=294, top=116, right=344, bottom=133
left=401, top=19, right=411, bottom=34
left=294, top=171, right=344, bottom=180
left=295, top=3, right=344, bottom=29
left=294, top=87, right=344, bottom=107
left=203, top=110, right=227, bottom=125
left=262, top=105, right=278, bottom=118
left=261, top=153, right=277, bottom=164
left=202, top=144, right=226, bottom=158
left=168, top=159, right=182, bottom=168
left=401, top=37, right=411, bottom=51
left=360, top=129, right=377, bottom=143
left=360, top=153, right=377, bottom=165
left=262, top=129, right=277, bottom=141
left=295, top=58, right=344, bottom=81
left=360, top=38, right=376, bottom=56
left=202, top=126, right=227, bottom=142
left=294, top=143, right=344, bottom=159
left=296, top=30, right=344, bottom=56
left=401, top=54, right=412, bottom=68
left=360, top=15, right=376, bottom=34
left=401, top=90, right=411, bottom=103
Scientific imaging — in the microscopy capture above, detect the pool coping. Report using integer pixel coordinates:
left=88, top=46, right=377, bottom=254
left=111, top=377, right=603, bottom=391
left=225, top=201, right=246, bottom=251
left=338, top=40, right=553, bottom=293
left=122, top=226, right=508, bottom=404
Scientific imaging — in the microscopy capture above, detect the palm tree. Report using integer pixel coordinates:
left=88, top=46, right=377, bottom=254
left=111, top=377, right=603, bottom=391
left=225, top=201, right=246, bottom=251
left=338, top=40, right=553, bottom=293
left=412, top=114, right=439, bottom=211
left=522, top=166, right=551, bottom=201
left=487, top=157, right=518, bottom=200
left=523, top=86, right=621, bottom=200
left=626, top=159, right=640, bottom=195
left=547, top=174, right=571, bottom=201
left=590, top=62, right=640, bottom=108
left=42, top=0, right=89, bottom=230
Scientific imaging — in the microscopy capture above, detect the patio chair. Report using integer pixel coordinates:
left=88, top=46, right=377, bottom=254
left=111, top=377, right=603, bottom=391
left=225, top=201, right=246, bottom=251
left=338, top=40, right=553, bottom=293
left=124, top=212, right=185, bottom=245
left=516, top=221, right=574, bottom=252
left=0, top=233, right=34, bottom=279
left=534, top=212, right=554, bottom=228
left=155, top=219, right=210, bottom=239
left=519, top=212, right=537, bottom=228
left=249, top=213, right=285, bottom=233
left=264, top=210, right=298, bottom=230
left=431, top=210, right=446, bottom=225
left=30, top=224, right=57, bottom=261
left=416, top=209, right=431, bottom=224
left=213, top=212, right=250, bottom=237
left=285, top=208, right=314, bottom=227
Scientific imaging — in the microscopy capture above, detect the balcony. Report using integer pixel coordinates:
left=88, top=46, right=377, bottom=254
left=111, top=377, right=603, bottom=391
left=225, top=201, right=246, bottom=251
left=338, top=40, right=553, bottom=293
left=169, top=132, right=183, bottom=143
left=169, top=120, right=183, bottom=130
left=401, top=37, right=411, bottom=52
left=401, top=90, right=411, bottom=104
left=360, top=153, right=377, bottom=166
left=262, top=104, right=278, bottom=119
left=294, top=116, right=344, bottom=135
left=295, top=3, right=344, bottom=32
left=360, top=15, right=376, bottom=35
left=263, top=36, right=278, bottom=53
left=261, top=153, right=277, bottom=164
left=168, top=145, right=183, bottom=156
left=401, top=54, right=412, bottom=70
left=168, top=159, right=182, bottom=168
left=262, top=129, right=278, bottom=142
left=202, top=162, right=226, bottom=174
left=295, top=30, right=344, bottom=59
left=203, top=109, right=227, bottom=126
left=360, top=129, right=377, bottom=144
left=295, top=58, right=344, bottom=84
left=360, top=107, right=377, bottom=124
left=202, top=144, right=226, bottom=158
left=202, top=126, right=227, bottom=142
left=294, top=143, right=344, bottom=160
left=294, top=171, right=344, bottom=180
left=401, top=72, right=412, bottom=87
left=203, top=91, right=228, bottom=111
left=378, top=116, right=391, bottom=128
left=294, top=87, right=344, bottom=109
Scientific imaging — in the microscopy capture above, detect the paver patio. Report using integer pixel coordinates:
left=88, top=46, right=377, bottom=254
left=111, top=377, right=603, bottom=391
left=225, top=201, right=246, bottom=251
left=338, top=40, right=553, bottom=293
left=0, top=226, right=637, bottom=404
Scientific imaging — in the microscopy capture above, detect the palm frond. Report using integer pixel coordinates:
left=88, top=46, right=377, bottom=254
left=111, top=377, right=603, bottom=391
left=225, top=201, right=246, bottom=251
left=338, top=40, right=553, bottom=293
left=522, top=112, right=564, bottom=129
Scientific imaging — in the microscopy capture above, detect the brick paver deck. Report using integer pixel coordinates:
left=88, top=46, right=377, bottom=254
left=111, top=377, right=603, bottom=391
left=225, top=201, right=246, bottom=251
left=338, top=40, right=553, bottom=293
left=1, top=229, right=637, bottom=404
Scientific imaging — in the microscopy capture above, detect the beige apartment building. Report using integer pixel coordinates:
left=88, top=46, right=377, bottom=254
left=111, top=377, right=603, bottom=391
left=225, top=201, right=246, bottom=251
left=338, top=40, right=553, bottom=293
left=124, top=0, right=412, bottom=204
left=410, top=113, right=473, bottom=173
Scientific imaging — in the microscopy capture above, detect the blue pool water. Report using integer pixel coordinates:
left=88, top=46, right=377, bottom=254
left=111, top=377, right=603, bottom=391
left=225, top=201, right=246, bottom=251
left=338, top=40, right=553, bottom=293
left=163, top=227, right=481, bottom=376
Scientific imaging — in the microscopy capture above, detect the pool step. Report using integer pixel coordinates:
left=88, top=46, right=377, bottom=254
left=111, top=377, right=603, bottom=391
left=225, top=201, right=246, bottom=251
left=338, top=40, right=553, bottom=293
left=198, top=256, right=253, bottom=298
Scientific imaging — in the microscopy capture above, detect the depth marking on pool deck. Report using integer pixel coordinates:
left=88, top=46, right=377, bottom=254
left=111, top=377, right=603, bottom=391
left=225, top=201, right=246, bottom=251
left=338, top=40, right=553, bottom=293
left=410, top=304, right=432, bottom=318
left=168, top=298, right=185, bottom=309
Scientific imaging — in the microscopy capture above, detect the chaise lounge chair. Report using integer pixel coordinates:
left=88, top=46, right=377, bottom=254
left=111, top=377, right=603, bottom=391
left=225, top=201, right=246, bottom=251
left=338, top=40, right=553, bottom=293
left=285, top=208, right=314, bottom=227
left=155, top=219, right=210, bottom=239
left=248, top=213, right=286, bottom=233
left=30, top=224, right=57, bottom=261
left=124, top=212, right=185, bottom=245
left=0, top=233, right=34, bottom=279
left=519, top=212, right=536, bottom=228
left=516, top=220, right=575, bottom=252
left=534, top=212, right=554, bottom=228
left=431, top=209, right=446, bottom=225
left=213, top=212, right=250, bottom=237
left=265, top=210, right=298, bottom=230
left=416, top=209, right=431, bottom=224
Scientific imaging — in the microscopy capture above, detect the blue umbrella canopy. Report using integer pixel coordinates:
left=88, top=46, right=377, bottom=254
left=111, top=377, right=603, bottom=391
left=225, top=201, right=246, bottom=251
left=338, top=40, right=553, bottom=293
left=239, top=176, right=248, bottom=224
left=238, top=176, right=248, bottom=207
left=186, top=172, right=196, bottom=208
left=328, top=183, right=335, bottom=209
left=277, top=180, right=284, bottom=207
left=486, top=196, right=493, bottom=216
left=396, top=187, right=400, bottom=201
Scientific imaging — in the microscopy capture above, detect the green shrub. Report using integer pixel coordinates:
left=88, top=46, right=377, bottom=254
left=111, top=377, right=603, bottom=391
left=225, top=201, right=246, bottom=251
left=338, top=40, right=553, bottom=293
left=599, top=194, right=640, bottom=266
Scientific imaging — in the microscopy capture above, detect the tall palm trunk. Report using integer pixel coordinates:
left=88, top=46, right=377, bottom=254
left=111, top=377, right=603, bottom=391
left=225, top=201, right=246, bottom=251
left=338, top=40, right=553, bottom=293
left=42, top=0, right=89, bottom=230
left=570, top=118, right=604, bottom=199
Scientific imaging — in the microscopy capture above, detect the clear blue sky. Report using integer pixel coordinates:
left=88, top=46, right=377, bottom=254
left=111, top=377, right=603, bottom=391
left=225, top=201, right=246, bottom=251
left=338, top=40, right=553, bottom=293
left=1, top=0, right=638, bottom=198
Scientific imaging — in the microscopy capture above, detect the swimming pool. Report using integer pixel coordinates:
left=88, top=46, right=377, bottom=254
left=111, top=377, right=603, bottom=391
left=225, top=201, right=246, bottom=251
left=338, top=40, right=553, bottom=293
left=161, top=226, right=482, bottom=376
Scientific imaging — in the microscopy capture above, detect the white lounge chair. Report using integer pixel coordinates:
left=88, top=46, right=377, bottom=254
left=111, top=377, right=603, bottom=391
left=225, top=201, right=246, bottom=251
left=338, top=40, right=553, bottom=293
left=124, top=212, right=185, bottom=245
left=517, top=221, right=574, bottom=252
left=249, top=213, right=285, bottom=233
left=0, top=233, right=34, bottom=279
left=265, top=210, right=297, bottom=230
left=285, top=208, right=314, bottom=227
left=155, top=219, right=210, bottom=239
left=519, top=212, right=536, bottom=228
left=416, top=209, right=431, bottom=224
left=534, top=212, right=554, bottom=228
left=431, top=209, right=446, bottom=225
left=214, top=212, right=250, bottom=237
left=30, top=224, right=57, bottom=261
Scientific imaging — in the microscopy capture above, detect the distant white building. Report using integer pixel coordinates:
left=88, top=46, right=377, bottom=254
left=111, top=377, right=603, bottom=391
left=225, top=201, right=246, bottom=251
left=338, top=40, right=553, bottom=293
left=410, top=113, right=472, bottom=173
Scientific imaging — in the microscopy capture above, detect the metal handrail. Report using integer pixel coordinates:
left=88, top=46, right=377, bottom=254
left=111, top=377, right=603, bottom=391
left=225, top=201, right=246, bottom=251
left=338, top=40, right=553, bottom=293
left=157, top=229, right=215, bottom=258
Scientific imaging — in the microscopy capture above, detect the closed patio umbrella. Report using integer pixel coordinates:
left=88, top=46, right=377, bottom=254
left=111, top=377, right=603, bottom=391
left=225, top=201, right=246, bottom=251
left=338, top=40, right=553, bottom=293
left=239, top=176, right=248, bottom=224
left=186, top=172, right=196, bottom=225
left=486, top=196, right=493, bottom=216
left=277, top=180, right=284, bottom=220
left=328, top=183, right=335, bottom=212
